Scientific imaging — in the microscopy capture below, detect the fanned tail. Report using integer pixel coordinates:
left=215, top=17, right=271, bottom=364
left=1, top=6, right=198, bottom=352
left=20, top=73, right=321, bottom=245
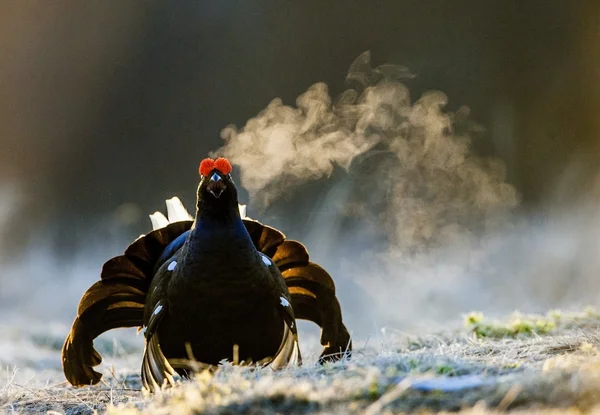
left=62, top=218, right=194, bottom=387
left=243, top=219, right=352, bottom=362
left=284, top=265, right=352, bottom=361
left=62, top=280, right=146, bottom=386
left=63, top=197, right=350, bottom=389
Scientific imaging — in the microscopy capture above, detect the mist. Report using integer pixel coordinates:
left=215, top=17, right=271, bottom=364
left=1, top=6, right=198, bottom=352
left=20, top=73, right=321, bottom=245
left=1, top=2, right=600, bottom=351
left=2, top=52, right=599, bottom=348
left=2, top=52, right=600, bottom=342
left=215, top=52, right=600, bottom=336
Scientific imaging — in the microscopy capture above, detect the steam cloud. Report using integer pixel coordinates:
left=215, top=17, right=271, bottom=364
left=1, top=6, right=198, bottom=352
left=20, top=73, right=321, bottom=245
left=216, top=52, right=600, bottom=334
left=2, top=52, right=599, bottom=344
left=216, top=51, right=518, bottom=255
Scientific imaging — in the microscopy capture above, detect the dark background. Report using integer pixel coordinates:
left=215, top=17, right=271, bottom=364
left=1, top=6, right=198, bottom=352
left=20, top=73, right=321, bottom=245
left=1, top=1, right=599, bottom=257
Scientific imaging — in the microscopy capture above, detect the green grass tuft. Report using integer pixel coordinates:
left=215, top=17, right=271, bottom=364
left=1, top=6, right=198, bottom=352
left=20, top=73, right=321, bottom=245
left=464, top=308, right=600, bottom=339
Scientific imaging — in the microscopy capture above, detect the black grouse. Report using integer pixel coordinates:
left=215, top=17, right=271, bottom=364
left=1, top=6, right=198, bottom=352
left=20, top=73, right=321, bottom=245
left=62, top=157, right=351, bottom=392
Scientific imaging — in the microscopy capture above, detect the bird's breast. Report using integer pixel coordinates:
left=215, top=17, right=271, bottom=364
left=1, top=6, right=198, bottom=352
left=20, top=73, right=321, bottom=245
left=165, top=249, right=277, bottom=319
left=158, top=260, right=285, bottom=365
left=155, top=231, right=287, bottom=364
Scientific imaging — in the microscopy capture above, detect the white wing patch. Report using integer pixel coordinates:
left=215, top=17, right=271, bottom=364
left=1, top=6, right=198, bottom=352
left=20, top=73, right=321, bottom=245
left=261, top=255, right=272, bottom=266
left=280, top=296, right=291, bottom=308
left=167, top=261, right=177, bottom=271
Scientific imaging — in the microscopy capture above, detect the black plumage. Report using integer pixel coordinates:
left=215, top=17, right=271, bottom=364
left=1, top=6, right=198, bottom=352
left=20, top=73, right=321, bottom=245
left=62, top=158, right=351, bottom=392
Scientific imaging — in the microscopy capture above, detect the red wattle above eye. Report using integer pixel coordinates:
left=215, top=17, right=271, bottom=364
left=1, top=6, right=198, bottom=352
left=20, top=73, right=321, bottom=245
left=199, top=158, right=215, bottom=176
left=214, top=158, right=232, bottom=175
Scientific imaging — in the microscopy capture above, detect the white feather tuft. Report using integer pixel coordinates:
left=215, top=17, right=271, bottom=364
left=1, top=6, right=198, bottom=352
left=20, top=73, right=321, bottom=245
left=149, top=212, right=169, bottom=230
left=165, top=197, right=193, bottom=222
left=149, top=197, right=249, bottom=231
left=148, top=197, right=192, bottom=230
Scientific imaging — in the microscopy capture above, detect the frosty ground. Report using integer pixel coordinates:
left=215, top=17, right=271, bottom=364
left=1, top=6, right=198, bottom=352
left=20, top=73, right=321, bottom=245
left=2, top=310, right=600, bottom=414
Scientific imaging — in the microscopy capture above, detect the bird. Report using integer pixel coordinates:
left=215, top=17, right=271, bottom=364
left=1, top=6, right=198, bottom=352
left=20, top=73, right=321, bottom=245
left=62, top=157, right=351, bottom=392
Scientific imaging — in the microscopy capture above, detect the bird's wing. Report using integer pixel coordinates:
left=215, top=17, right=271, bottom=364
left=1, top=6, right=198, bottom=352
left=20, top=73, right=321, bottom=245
left=141, top=300, right=177, bottom=392
left=269, top=291, right=302, bottom=368
left=62, top=220, right=193, bottom=387
left=258, top=252, right=302, bottom=368
left=243, top=219, right=352, bottom=362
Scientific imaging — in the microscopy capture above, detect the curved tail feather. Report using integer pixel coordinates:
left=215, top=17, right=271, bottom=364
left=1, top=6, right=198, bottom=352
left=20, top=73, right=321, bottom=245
left=63, top=198, right=351, bottom=389
left=141, top=333, right=177, bottom=392
left=287, top=282, right=351, bottom=361
left=62, top=221, right=193, bottom=387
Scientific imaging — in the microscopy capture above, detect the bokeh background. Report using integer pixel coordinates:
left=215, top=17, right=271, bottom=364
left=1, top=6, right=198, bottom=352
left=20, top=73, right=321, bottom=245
left=1, top=1, right=599, bottom=338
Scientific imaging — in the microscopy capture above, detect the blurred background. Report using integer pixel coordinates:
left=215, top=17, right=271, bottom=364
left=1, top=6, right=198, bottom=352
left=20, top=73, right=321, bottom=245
left=1, top=1, right=599, bottom=338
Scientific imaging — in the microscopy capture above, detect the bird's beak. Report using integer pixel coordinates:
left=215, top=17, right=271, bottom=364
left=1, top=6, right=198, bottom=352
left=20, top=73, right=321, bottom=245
left=207, top=173, right=226, bottom=198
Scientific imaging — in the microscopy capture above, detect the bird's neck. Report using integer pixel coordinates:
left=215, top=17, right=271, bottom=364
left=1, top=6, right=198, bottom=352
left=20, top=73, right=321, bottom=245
left=194, top=199, right=240, bottom=224
left=175, top=206, right=258, bottom=284
left=187, top=201, right=254, bottom=251
left=191, top=212, right=245, bottom=236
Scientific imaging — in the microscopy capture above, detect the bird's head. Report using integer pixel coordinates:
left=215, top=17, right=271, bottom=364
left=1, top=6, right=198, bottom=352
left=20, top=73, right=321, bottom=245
left=196, top=157, right=239, bottom=216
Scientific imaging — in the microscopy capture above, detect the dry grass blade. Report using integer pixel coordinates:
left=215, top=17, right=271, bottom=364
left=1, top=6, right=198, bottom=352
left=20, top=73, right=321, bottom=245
left=3, top=309, right=600, bottom=413
left=363, top=379, right=412, bottom=415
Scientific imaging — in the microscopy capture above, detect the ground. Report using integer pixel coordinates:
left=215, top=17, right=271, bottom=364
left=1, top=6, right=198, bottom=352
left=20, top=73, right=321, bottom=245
left=3, top=310, right=600, bottom=414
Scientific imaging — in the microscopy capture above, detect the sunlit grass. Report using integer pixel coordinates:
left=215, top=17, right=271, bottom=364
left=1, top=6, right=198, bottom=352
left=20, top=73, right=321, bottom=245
left=3, top=309, right=600, bottom=413
left=464, top=308, right=600, bottom=339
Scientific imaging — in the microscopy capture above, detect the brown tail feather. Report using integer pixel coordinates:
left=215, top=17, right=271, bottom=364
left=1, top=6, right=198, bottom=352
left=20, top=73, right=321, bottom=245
left=243, top=219, right=286, bottom=256
left=62, top=301, right=144, bottom=386
left=62, top=319, right=103, bottom=386
left=285, top=276, right=352, bottom=361
left=62, top=221, right=193, bottom=387
left=108, top=221, right=193, bottom=279
left=242, top=219, right=352, bottom=362
left=63, top=216, right=349, bottom=388
left=271, top=240, right=309, bottom=270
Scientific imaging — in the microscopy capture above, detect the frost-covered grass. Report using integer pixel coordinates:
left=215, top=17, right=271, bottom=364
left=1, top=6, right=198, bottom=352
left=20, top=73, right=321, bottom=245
left=3, top=310, right=600, bottom=414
